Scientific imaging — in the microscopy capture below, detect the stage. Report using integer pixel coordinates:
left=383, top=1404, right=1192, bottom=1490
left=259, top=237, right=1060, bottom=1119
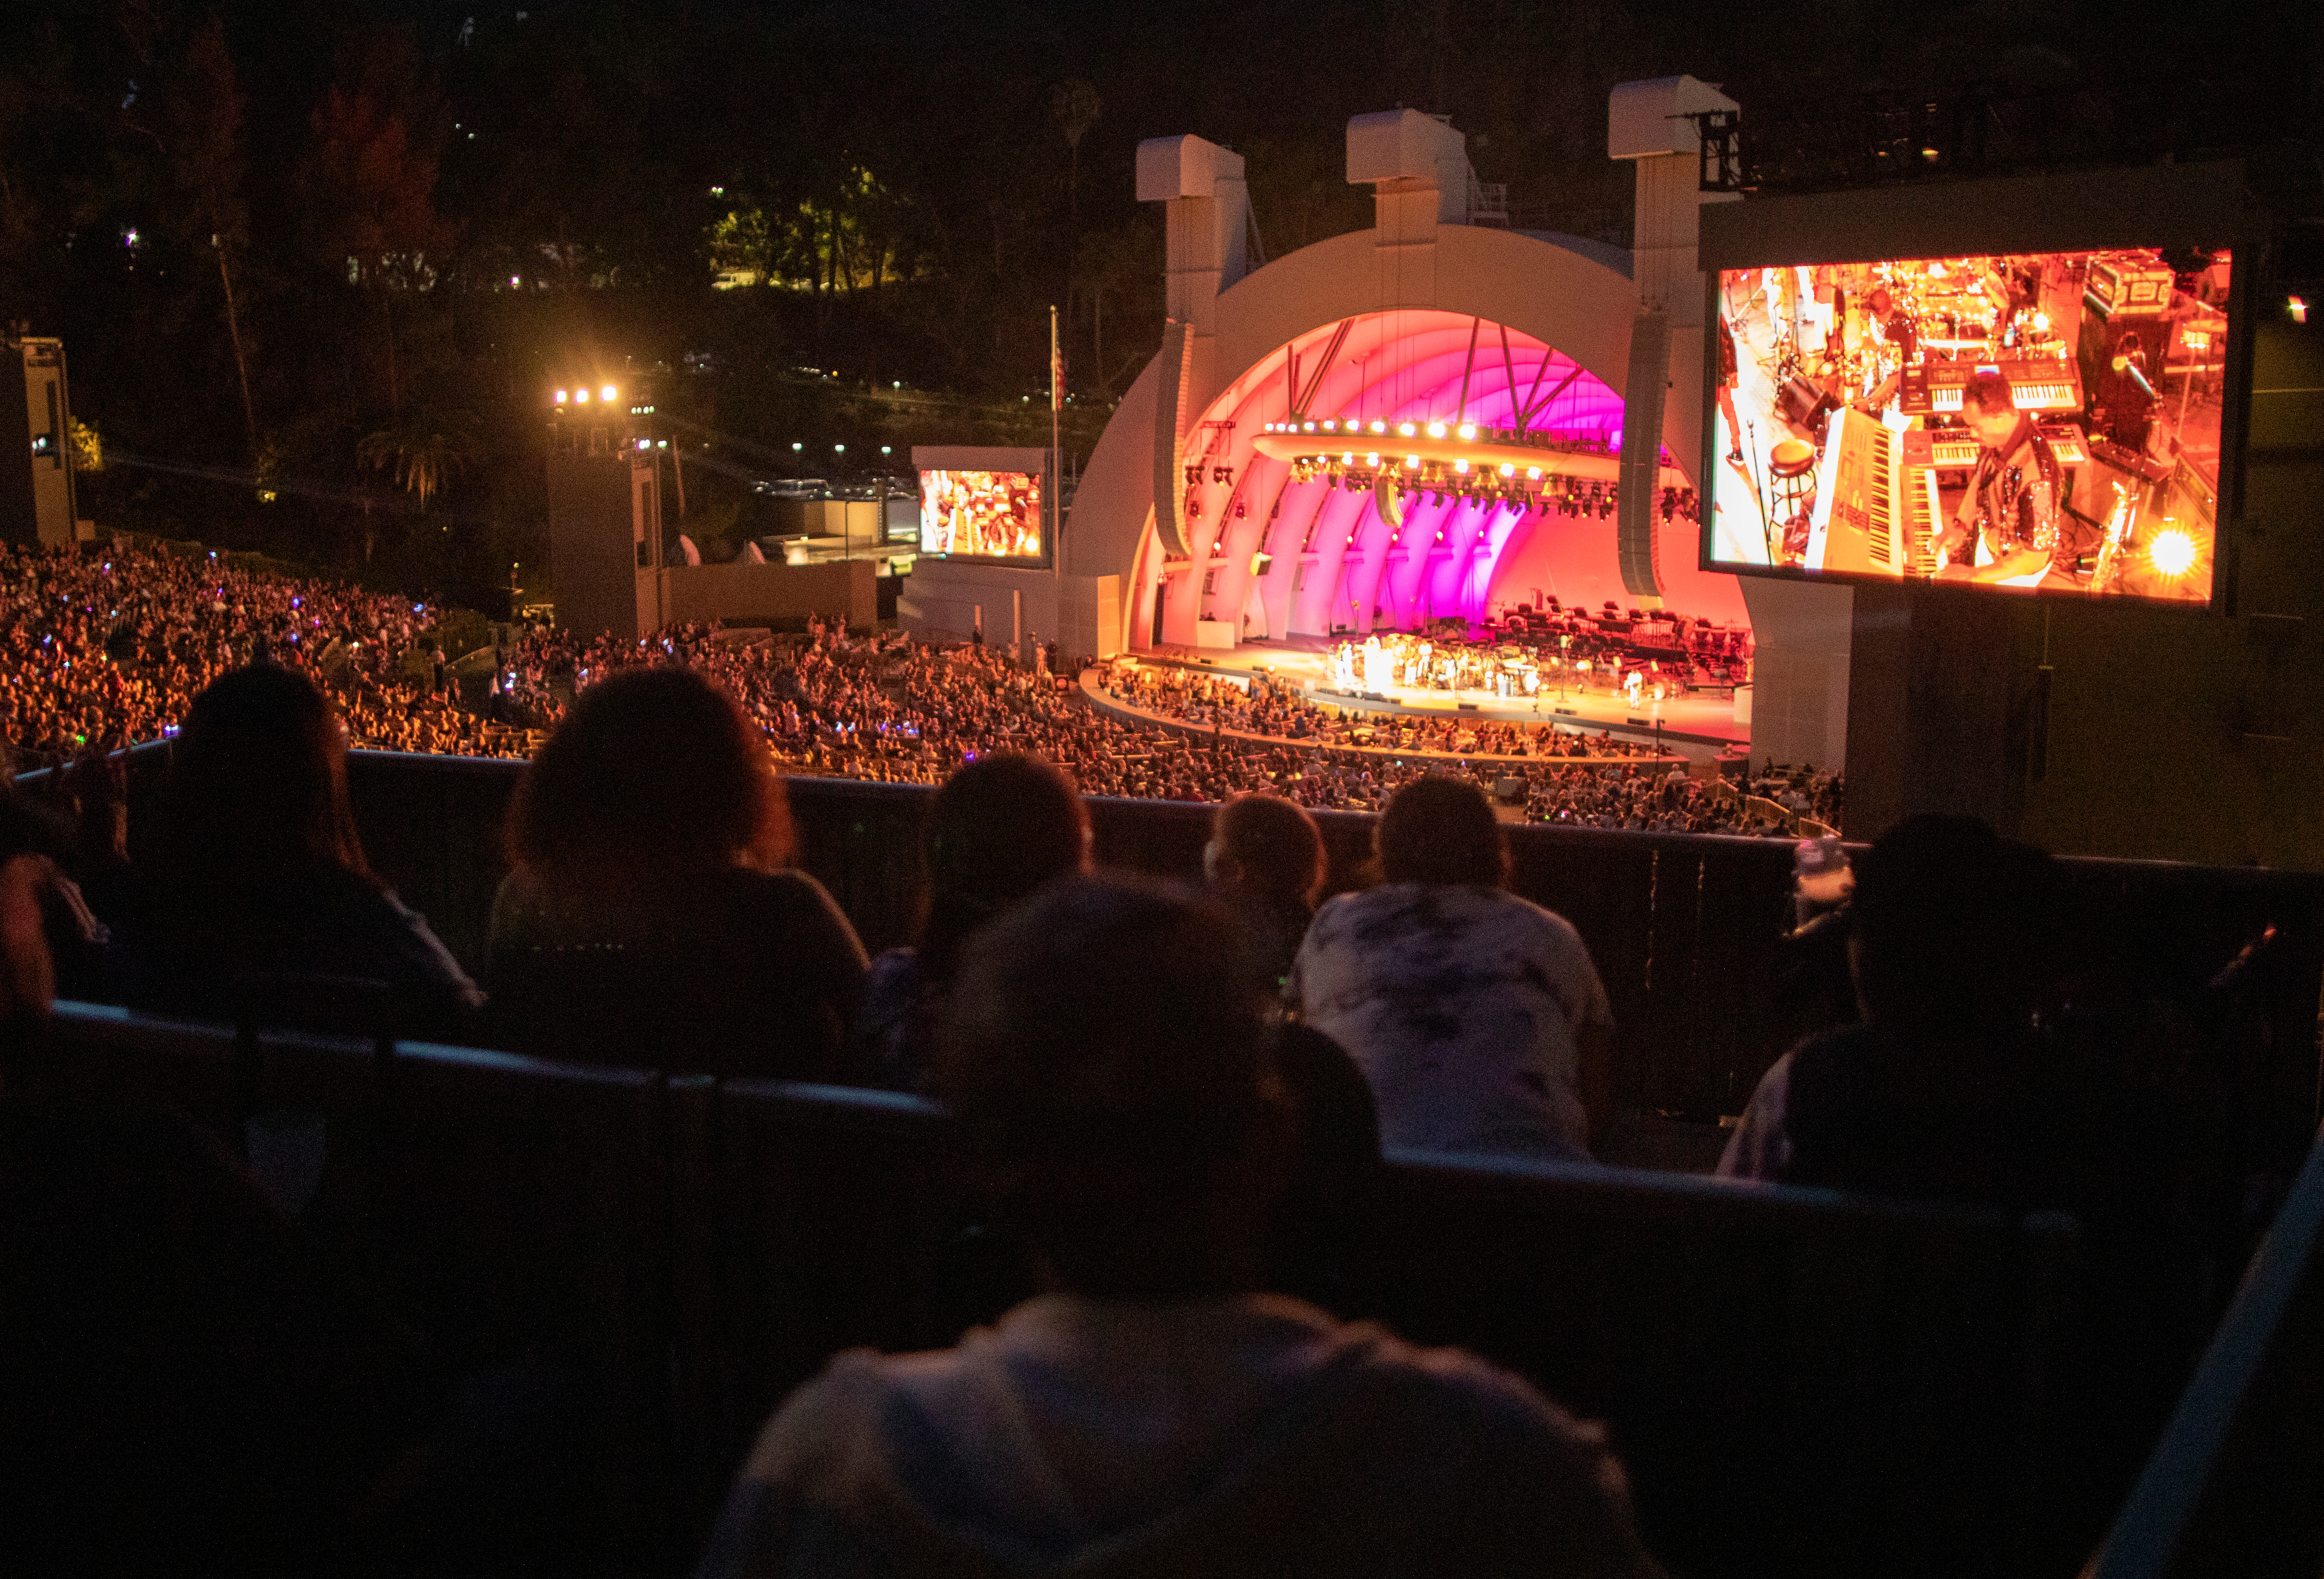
left=1106, top=635, right=1750, bottom=762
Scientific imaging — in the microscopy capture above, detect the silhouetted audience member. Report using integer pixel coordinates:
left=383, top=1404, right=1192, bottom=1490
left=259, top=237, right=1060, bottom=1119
left=0, top=770, right=109, bottom=1012
left=112, top=665, right=481, bottom=1037
left=1205, top=789, right=1328, bottom=992
left=52, top=747, right=135, bottom=927
left=1719, top=814, right=2077, bottom=1204
left=1771, top=833, right=1860, bottom=1050
left=1203, top=791, right=1381, bottom=1301
left=0, top=850, right=56, bottom=1071
left=698, top=875, right=1667, bottom=1579
left=487, top=666, right=867, bottom=1079
left=1293, top=774, right=1616, bottom=1163
left=855, top=753, right=1089, bottom=1091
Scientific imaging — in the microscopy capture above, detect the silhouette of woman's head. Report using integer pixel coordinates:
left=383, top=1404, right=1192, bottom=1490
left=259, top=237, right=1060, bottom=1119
left=164, top=665, right=368, bottom=881
left=1208, top=792, right=1326, bottom=914
left=918, top=753, right=1090, bottom=985
left=509, top=667, right=791, bottom=892
left=1377, top=774, right=1506, bottom=887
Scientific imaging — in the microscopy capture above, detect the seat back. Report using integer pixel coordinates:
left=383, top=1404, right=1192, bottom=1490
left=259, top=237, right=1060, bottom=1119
left=378, top=1040, right=676, bottom=1554
left=45, top=1001, right=378, bottom=1146
left=42, top=1004, right=688, bottom=1568
left=1362, top=1151, right=2082, bottom=1579
left=38, top=1005, right=2099, bottom=1577
left=693, top=1080, right=974, bottom=1510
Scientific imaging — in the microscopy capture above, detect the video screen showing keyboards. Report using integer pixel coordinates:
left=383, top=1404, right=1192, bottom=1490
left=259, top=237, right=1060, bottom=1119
left=1706, top=249, right=2230, bottom=603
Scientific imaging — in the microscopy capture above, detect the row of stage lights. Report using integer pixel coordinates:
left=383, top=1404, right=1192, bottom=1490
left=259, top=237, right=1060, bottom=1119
left=1260, top=417, right=1554, bottom=446
left=554, top=385, right=620, bottom=405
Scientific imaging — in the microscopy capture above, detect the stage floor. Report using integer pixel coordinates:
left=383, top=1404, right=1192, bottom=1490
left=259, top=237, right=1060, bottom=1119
left=1123, top=636, right=1750, bottom=759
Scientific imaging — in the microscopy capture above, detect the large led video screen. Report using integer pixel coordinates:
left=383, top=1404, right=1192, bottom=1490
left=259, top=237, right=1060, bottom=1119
left=918, top=469, right=1045, bottom=561
left=1705, top=248, right=2231, bottom=603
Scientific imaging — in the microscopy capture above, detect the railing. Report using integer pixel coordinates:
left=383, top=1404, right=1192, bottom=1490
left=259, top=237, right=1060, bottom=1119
left=22, top=741, right=2324, bottom=1136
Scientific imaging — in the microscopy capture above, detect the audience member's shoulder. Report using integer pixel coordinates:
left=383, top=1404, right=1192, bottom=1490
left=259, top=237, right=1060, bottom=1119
left=1442, top=883, right=1588, bottom=951
left=737, top=1345, right=904, bottom=1493
left=1329, top=1317, right=1609, bottom=1455
left=678, top=864, right=846, bottom=939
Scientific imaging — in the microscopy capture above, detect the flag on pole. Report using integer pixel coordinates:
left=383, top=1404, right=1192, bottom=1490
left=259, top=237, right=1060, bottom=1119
left=1050, top=306, right=1064, bottom=413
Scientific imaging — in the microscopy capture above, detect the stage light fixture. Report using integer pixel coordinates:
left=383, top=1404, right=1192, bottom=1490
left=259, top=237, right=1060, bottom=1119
left=574, top=389, right=590, bottom=404
left=601, top=384, right=617, bottom=401
left=2291, top=296, right=2309, bottom=324
left=2148, top=526, right=2197, bottom=578
left=1458, top=423, right=1476, bottom=440
left=554, top=389, right=567, bottom=403
left=1427, top=422, right=1447, bottom=438
left=1371, top=420, right=1387, bottom=434
left=1398, top=422, right=1417, bottom=437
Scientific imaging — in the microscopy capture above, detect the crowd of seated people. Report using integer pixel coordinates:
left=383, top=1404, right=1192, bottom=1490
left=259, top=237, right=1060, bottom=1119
left=481, top=619, right=1823, bottom=830
left=1101, top=663, right=1666, bottom=759
left=0, top=545, right=1842, bottom=837
left=0, top=541, right=531, bottom=765
left=0, top=647, right=2273, bottom=1576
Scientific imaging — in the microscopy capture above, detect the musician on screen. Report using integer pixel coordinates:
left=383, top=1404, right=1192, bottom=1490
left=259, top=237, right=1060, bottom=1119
left=1934, top=368, right=2085, bottom=584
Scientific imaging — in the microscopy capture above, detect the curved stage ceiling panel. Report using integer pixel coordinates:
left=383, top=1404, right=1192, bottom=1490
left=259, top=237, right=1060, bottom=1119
left=1149, top=309, right=1747, bottom=648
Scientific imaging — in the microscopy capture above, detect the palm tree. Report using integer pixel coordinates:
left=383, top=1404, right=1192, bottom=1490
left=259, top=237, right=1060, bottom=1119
left=356, top=410, right=479, bottom=560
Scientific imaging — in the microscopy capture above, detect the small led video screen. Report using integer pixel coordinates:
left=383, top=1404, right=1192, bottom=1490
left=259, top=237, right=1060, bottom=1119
left=1706, top=247, right=2231, bottom=603
left=918, top=469, right=1045, bottom=561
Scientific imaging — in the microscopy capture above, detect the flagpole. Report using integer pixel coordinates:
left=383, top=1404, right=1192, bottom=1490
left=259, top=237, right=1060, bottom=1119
left=1050, top=303, right=1062, bottom=589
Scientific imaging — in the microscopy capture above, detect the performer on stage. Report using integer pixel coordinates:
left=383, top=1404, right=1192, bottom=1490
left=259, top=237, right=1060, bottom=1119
left=1934, top=369, right=2087, bottom=583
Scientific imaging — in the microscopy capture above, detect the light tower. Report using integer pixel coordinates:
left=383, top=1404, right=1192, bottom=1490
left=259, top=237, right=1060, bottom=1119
left=0, top=331, right=83, bottom=548
left=544, top=370, right=666, bottom=638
